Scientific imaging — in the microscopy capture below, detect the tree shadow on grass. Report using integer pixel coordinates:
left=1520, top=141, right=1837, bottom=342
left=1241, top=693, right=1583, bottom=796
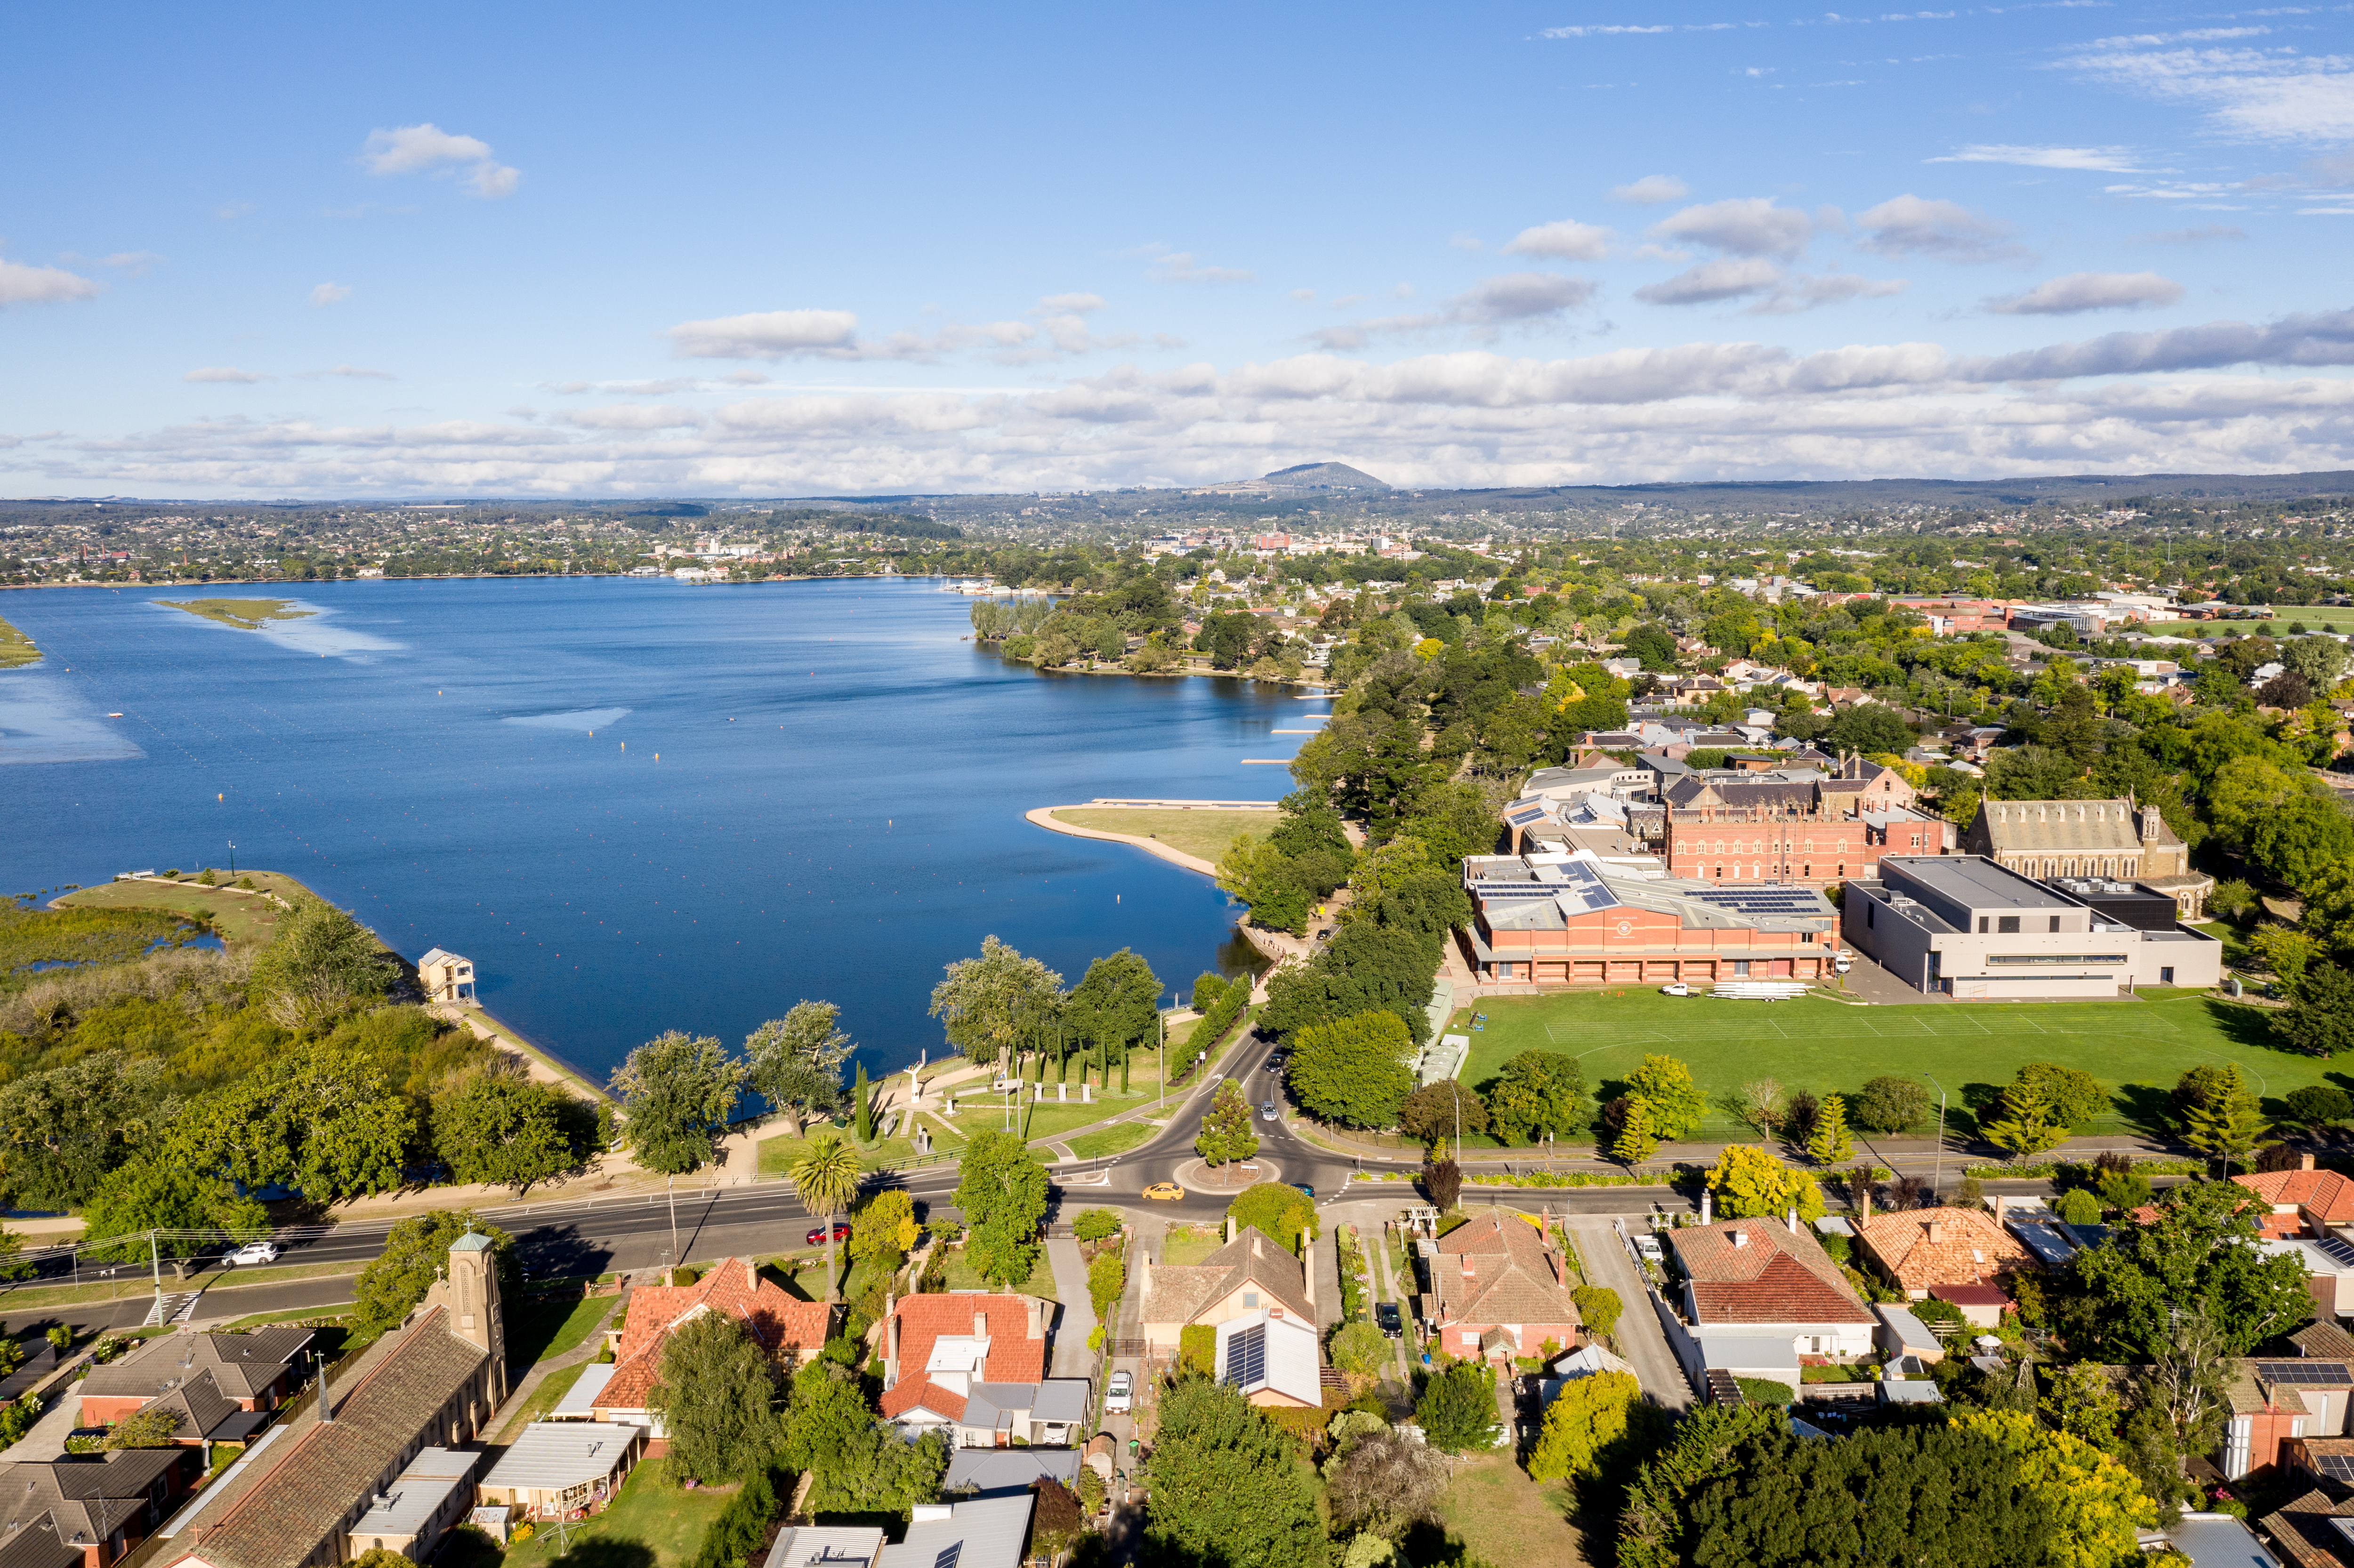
left=2204, top=996, right=2295, bottom=1054
left=2114, top=1083, right=2177, bottom=1140
left=543, top=1539, right=654, bottom=1568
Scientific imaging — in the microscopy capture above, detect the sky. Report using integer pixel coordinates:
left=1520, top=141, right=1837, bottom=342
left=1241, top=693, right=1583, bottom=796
left=4, top=1, right=2352, bottom=498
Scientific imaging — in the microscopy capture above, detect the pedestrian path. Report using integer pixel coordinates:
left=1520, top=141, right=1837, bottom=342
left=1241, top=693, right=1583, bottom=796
left=144, top=1291, right=202, bottom=1326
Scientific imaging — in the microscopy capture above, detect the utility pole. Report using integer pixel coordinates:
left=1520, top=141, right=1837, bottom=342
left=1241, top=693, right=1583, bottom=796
left=149, top=1230, right=162, bottom=1321
left=665, top=1177, right=679, bottom=1281
left=1922, top=1072, right=1948, bottom=1200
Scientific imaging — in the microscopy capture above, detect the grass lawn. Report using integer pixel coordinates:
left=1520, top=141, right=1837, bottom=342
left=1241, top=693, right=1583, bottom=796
left=158, top=597, right=315, bottom=630
left=757, top=1126, right=947, bottom=1175
left=1451, top=987, right=2336, bottom=1140
left=53, top=871, right=312, bottom=954
left=1048, top=807, right=1275, bottom=866
left=1436, top=1452, right=1590, bottom=1567
left=937, top=1245, right=1058, bottom=1300
left=508, top=1292, right=612, bottom=1366
left=0, top=615, right=36, bottom=669
left=1161, top=1225, right=1225, bottom=1266
left=501, top=1456, right=731, bottom=1568
left=497, top=1362, right=592, bottom=1442
left=1066, top=1121, right=1156, bottom=1159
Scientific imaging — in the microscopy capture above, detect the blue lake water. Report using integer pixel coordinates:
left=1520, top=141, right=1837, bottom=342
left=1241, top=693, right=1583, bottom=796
left=0, top=578, right=1305, bottom=1083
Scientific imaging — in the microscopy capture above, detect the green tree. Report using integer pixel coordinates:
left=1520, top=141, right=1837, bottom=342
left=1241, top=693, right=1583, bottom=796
left=789, top=1129, right=863, bottom=1301
left=1287, top=1011, right=1416, bottom=1129
left=0, top=1053, right=173, bottom=1212
left=1483, top=1051, right=1588, bottom=1144
left=1261, top=924, right=1438, bottom=1048
left=2274, top=962, right=2354, bottom=1055
left=1806, top=1094, right=1854, bottom=1164
left=2285, top=1084, right=2354, bottom=1131
left=1218, top=834, right=1316, bottom=937
left=1572, top=1285, right=1622, bottom=1337
left=1617, top=1404, right=1788, bottom=1568
left=2172, top=1063, right=2267, bottom=1167
left=649, top=1311, right=784, bottom=1483
left=1143, top=1380, right=1329, bottom=1568
left=1527, top=1370, right=1640, bottom=1482
left=1622, top=1055, right=1706, bottom=1142
left=430, top=1073, right=580, bottom=1193
left=1612, top=1098, right=1660, bottom=1166
left=742, top=1001, right=853, bottom=1134
left=609, top=1031, right=746, bottom=1175
left=1824, top=704, right=1917, bottom=757
left=849, top=1188, right=918, bottom=1268
left=1704, top=1145, right=1825, bottom=1222
left=1324, top=1427, right=1447, bottom=1544
left=247, top=897, right=398, bottom=1024
left=1950, top=1410, right=2156, bottom=1568
left=953, top=1128, right=1049, bottom=1287
left=173, top=1042, right=417, bottom=1201
left=1328, top=1321, right=1388, bottom=1377
left=1088, top=1249, right=1127, bottom=1321
left=1228, top=1182, right=1318, bottom=1255
left=1197, top=1079, right=1262, bottom=1165
left=2250, top=925, right=2322, bottom=995
left=2059, top=1180, right=2312, bottom=1360
left=2011, top=1063, right=2107, bottom=1131
left=1396, top=1081, right=1487, bottom=1147
left=928, top=935, right=1064, bottom=1071
left=1067, top=948, right=1162, bottom=1088
left=1072, top=1207, right=1124, bottom=1243
left=1982, top=1078, right=2071, bottom=1166
left=1414, top=1362, right=1500, bottom=1453
left=1853, top=1075, right=1930, bottom=1134
left=78, top=1156, right=268, bottom=1260
left=2039, top=1362, right=2123, bottom=1448
left=102, top=1407, right=182, bottom=1449
left=350, top=1211, right=517, bottom=1338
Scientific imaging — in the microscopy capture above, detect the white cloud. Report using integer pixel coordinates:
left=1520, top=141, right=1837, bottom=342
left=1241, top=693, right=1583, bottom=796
left=360, top=123, right=522, bottom=199
left=1611, top=175, right=1689, bottom=205
left=1503, top=218, right=1615, bottom=260
left=1987, top=271, right=2186, bottom=314
left=318, top=364, right=395, bottom=380
left=2062, top=40, right=2354, bottom=142
left=1038, top=292, right=1107, bottom=313
left=1309, top=273, right=1598, bottom=348
left=1647, top=198, right=1816, bottom=259
left=185, top=367, right=272, bottom=383
left=667, top=309, right=863, bottom=359
left=310, top=282, right=352, bottom=307
left=1854, top=194, right=2025, bottom=261
left=1747, top=271, right=1909, bottom=314
left=0, top=256, right=102, bottom=306
left=1635, top=257, right=1786, bottom=305
left=2130, top=223, right=2248, bottom=242
left=1928, top=143, right=2147, bottom=171
left=1147, top=250, right=1253, bottom=284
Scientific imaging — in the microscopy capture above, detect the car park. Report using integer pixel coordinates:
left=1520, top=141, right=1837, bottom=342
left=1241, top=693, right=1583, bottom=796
left=806, top=1220, right=853, bottom=1245
left=225, top=1240, right=280, bottom=1267
left=1106, top=1370, right=1133, bottom=1413
left=1144, top=1181, right=1184, bottom=1201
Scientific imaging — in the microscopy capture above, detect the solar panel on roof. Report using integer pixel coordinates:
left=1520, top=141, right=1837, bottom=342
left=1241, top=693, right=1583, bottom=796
left=2314, top=1453, right=2354, bottom=1484
left=1224, top=1324, right=1266, bottom=1390
left=2257, top=1361, right=2354, bottom=1385
left=2316, top=1236, right=2354, bottom=1270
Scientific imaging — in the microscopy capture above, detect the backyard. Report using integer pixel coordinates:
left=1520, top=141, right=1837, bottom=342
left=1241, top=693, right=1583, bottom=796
left=1433, top=1452, right=1589, bottom=1567
left=1447, top=986, right=2338, bottom=1141
left=500, top=1456, right=731, bottom=1568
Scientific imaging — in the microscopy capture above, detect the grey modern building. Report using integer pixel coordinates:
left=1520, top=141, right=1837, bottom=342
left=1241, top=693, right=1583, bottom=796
left=1842, top=856, right=2221, bottom=999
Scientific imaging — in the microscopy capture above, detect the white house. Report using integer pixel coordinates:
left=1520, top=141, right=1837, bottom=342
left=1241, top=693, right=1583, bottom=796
left=1662, top=1217, right=1877, bottom=1386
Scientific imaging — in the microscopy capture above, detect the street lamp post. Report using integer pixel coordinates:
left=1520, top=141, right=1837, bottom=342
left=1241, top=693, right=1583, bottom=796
left=1921, top=1072, right=1948, bottom=1200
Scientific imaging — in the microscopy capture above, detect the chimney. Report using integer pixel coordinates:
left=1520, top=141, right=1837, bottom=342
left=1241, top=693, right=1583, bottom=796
left=1926, top=1219, right=1946, bottom=1245
left=1730, top=1229, right=1749, bottom=1249
left=974, top=1311, right=988, bottom=1339
left=1860, top=1184, right=1872, bottom=1222
left=317, top=1351, right=333, bottom=1425
left=1700, top=1189, right=1712, bottom=1225
left=1461, top=1254, right=1476, bottom=1280
left=2301, top=1153, right=2318, bottom=1172
left=1225, top=1216, right=1236, bottom=1244
left=1786, top=1206, right=1798, bottom=1235
left=885, top=1293, right=900, bottom=1383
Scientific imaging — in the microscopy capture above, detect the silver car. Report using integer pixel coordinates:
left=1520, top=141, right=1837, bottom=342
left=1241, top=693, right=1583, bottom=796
left=1105, top=1369, right=1133, bottom=1414
left=1259, top=1100, right=1279, bottom=1121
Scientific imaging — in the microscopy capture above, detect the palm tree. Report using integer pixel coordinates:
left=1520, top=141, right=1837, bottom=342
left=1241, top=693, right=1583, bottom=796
left=789, top=1129, right=862, bottom=1302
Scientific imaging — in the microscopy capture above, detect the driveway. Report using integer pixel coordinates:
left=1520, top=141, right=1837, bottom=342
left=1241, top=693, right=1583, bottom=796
left=1567, top=1216, right=1691, bottom=1411
left=1045, top=1236, right=1097, bottom=1379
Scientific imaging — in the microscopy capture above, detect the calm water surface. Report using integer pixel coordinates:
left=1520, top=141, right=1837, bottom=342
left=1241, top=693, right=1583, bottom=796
left=0, top=577, right=1303, bottom=1081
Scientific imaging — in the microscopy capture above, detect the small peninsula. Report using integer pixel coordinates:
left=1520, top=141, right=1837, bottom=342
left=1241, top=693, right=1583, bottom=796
left=161, top=597, right=317, bottom=630
left=0, top=613, right=37, bottom=668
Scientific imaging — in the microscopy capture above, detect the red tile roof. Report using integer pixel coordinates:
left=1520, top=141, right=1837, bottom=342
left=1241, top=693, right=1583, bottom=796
left=2236, top=1169, right=2354, bottom=1228
left=1852, top=1207, right=2029, bottom=1293
left=879, top=1294, right=1046, bottom=1423
left=1429, top=1212, right=1582, bottom=1334
left=597, top=1259, right=830, bottom=1414
left=1670, top=1219, right=1873, bottom=1327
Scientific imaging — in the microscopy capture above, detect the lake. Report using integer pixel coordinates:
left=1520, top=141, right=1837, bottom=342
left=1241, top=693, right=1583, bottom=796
left=0, top=576, right=1303, bottom=1082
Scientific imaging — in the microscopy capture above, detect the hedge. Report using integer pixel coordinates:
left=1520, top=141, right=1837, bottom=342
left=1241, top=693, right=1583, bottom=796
left=1173, top=984, right=1252, bottom=1088
left=686, top=1468, right=783, bottom=1568
left=1734, top=1377, right=1794, bottom=1406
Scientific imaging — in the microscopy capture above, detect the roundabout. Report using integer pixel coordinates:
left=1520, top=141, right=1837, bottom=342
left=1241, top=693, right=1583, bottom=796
left=1171, top=1156, right=1283, bottom=1193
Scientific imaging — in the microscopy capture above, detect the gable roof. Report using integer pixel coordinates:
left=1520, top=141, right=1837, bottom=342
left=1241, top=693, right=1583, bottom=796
left=1969, top=799, right=2172, bottom=854
left=2237, top=1169, right=2354, bottom=1229
left=1429, top=1213, right=1581, bottom=1331
left=1852, top=1207, right=2031, bottom=1293
left=597, top=1259, right=830, bottom=1415
left=80, top=1328, right=313, bottom=1404
left=879, top=1295, right=1048, bottom=1424
left=137, top=1371, right=243, bottom=1443
left=0, top=1451, right=184, bottom=1558
left=2258, top=1487, right=2354, bottom=1568
left=1141, top=1228, right=1313, bottom=1328
left=1669, top=1220, right=1873, bottom=1327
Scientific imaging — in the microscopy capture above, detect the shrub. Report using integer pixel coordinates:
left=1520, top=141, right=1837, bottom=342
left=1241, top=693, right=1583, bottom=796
left=1088, top=1251, right=1126, bottom=1321
left=1330, top=1321, right=1387, bottom=1376
left=2055, top=1188, right=2103, bottom=1225
left=1734, top=1377, right=1794, bottom=1406
left=1911, top=1296, right=1967, bottom=1328
left=1854, top=1075, right=1930, bottom=1134
left=1179, top=1323, right=1216, bottom=1377
left=1072, top=1208, right=1124, bottom=1243
left=1527, top=1370, right=1640, bottom=1481
left=1415, top=1362, right=1500, bottom=1452
left=1572, top=1285, right=1623, bottom=1338
left=685, top=1468, right=782, bottom=1568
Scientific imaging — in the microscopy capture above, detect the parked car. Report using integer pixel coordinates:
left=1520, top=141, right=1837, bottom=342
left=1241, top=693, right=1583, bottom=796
left=1633, top=1232, right=1664, bottom=1265
left=1259, top=1100, right=1279, bottom=1121
left=1375, top=1302, right=1403, bottom=1339
left=806, top=1220, right=853, bottom=1246
left=1144, top=1181, right=1184, bottom=1201
left=1105, top=1370, right=1133, bottom=1413
left=1659, top=982, right=1690, bottom=997
left=225, top=1240, right=280, bottom=1267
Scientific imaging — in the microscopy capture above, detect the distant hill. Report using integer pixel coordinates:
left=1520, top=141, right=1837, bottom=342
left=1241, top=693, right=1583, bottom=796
left=1260, top=462, right=1390, bottom=491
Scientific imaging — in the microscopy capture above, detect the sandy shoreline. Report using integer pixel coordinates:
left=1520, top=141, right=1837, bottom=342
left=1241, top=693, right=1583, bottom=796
left=1024, top=802, right=1277, bottom=877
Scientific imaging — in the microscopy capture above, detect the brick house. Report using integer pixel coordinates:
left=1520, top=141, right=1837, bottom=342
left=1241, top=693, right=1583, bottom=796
left=2235, top=1162, right=2354, bottom=1239
left=1664, top=1218, right=1877, bottom=1385
left=0, top=1450, right=200, bottom=1568
left=878, top=1293, right=1056, bottom=1447
left=1137, top=1226, right=1314, bottom=1362
left=1425, top=1212, right=1583, bottom=1363
left=79, top=1329, right=313, bottom=1432
left=1852, top=1207, right=2032, bottom=1305
left=582, top=1258, right=829, bottom=1437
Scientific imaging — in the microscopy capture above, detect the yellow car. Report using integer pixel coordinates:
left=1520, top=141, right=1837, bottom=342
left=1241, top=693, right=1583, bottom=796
left=1143, top=1181, right=1184, bottom=1201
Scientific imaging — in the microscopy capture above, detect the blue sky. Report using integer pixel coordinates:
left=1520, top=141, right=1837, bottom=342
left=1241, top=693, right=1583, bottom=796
left=4, top=1, right=2351, bottom=496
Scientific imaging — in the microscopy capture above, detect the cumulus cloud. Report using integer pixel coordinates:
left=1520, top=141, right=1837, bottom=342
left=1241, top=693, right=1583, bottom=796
left=1987, top=271, right=2186, bottom=314
left=668, top=309, right=863, bottom=359
left=185, top=367, right=272, bottom=383
left=1147, top=250, right=1253, bottom=284
left=1854, top=194, right=2026, bottom=262
left=1612, top=175, right=1689, bottom=205
left=310, top=282, right=352, bottom=307
left=1648, top=198, right=1816, bottom=259
left=1635, top=258, right=1785, bottom=306
left=664, top=298, right=1137, bottom=365
left=1309, top=273, right=1598, bottom=348
left=1503, top=219, right=1615, bottom=260
left=1747, top=271, right=1909, bottom=314
left=360, top=123, right=521, bottom=199
left=0, top=255, right=102, bottom=307
left=1928, top=144, right=2147, bottom=172
left=1955, top=307, right=2354, bottom=380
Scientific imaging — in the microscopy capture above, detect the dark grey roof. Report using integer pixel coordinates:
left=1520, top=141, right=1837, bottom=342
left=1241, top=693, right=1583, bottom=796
left=942, top=1449, right=1080, bottom=1499
left=79, top=1329, right=312, bottom=1405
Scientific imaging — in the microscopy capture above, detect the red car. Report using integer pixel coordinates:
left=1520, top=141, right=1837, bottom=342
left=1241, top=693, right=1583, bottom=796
left=806, top=1221, right=852, bottom=1246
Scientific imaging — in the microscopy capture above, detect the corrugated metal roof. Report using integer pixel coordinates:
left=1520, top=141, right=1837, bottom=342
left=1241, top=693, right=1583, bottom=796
left=478, top=1424, right=639, bottom=1492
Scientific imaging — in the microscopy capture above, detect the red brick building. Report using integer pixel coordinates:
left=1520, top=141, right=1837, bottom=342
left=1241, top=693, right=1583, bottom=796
left=1464, top=854, right=1843, bottom=987
left=586, top=1258, right=830, bottom=1434
left=1426, top=1211, right=1583, bottom=1363
left=78, top=1328, right=312, bottom=1432
left=1661, top=759, right=1943, bottom=889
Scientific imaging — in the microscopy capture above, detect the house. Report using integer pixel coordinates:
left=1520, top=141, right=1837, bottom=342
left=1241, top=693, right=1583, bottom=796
left=475, top=1423, right=645, bottom=1519
left=159, top=1233, right=506, bottom=1568
left=415, top=949, right=475, bottom=1004
left=1138, top=1226, right=1314, bottom=1361
left=940, top=1449, right=1082, bottom=1501
left=875, top=1496, right=1034, bottom=1568
left=2262, top=1487, right=2354, bottom=1568
left=0, top=1450, right=200, bottom=1568
left=588, top=1258, right=830, bottom=1435
left=1960, top=797, right=2213, bottom=917
left=1851, top=1207, right=2031, bottom=1303
left=1657, top=755, right=1939, bottom=889
left=1462, top=853, right=1842, bottom=988
left=1426, top=1211, right=1583, bottom=1364
left=1662, top=1217, right=1876, bottom=1387
left=878, top=1294, right=1054, bottom=1446
left=345, top=1448, right=479, bottom=1562
left=79, top=1329, right=313, bottom=1430
left=764, top=1526, right=886, bottom=1568
left=2236, top=1163, right=2354, bottom=1242
left=1214, top=1311, right=1322, bottom=1409
left=1842, top=856, right=2224, bottom=999
left=2263, top=1237, right=2354, bottom=1319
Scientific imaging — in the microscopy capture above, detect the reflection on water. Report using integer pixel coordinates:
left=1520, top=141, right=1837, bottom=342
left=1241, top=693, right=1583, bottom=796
left=504, top=707, right=632, bottom=732
left=146, top=598, right=403, bottom=661
left=0, top=673, right=145, bottom=765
